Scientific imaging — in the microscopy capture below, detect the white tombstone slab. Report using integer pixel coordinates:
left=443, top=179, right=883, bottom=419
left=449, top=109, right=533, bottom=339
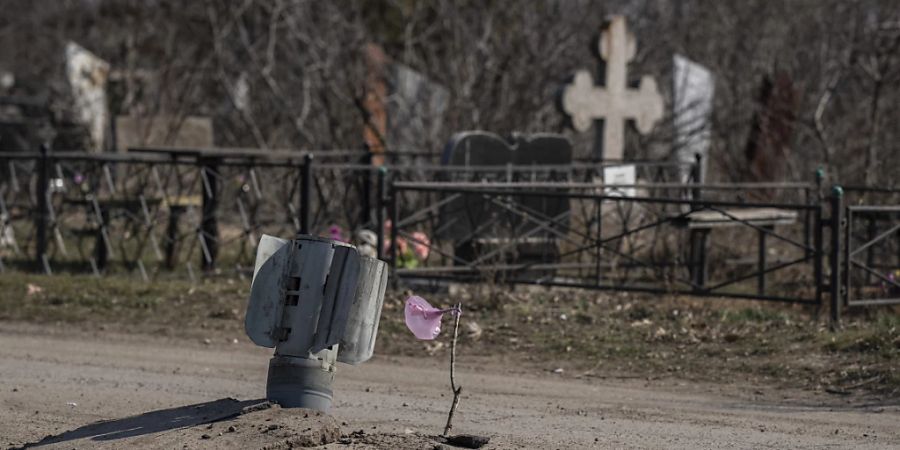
left=387, top=63, right=449, bottom=152
left=65, top=42, right=110, bottom=152
left=561, top=16, right=664, bottom=160
left=673, top=55, right=715, bottom=183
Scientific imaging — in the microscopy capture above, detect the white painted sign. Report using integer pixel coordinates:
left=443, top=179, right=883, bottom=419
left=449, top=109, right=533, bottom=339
left=603, top=165, right=636, bottom=197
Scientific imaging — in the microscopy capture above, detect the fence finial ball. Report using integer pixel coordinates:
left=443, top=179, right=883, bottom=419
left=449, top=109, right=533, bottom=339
left=831, top=185, right=843, bottom=197
left=815, top=167, right=825, bottom=181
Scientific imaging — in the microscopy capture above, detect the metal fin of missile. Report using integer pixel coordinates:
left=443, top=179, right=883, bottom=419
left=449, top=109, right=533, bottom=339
left=245, top=234, right=290, bottom=348
left=337, top=256, right=388, bottom=365
left=310, top=245, right=361, bottom=354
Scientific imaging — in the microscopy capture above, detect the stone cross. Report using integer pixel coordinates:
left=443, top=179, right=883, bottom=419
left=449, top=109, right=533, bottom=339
left=561, top=16, right=664, bottom=160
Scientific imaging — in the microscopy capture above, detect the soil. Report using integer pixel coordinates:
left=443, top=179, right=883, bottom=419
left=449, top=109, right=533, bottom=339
left=2, top=322, right=898, bottom=449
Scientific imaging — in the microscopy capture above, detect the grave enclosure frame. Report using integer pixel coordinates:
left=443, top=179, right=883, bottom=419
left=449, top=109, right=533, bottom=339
left=387, top=180, right=827, bottom=304
left=1, top=146, right=898, bottom=325
left=830, top=186, right=900, bottom=324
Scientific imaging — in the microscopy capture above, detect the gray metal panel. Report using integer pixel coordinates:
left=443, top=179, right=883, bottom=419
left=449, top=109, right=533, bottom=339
left=252, top=234, right=289, bottom=279
left=246, top=234, right=387, bottom=363
left=310, top=245, right=361, bottom=353
left=337, top=256, right=388, bottom=365
left=276, top=238, right=334, bottom=357
left=245, top=234, right=290, bottom=348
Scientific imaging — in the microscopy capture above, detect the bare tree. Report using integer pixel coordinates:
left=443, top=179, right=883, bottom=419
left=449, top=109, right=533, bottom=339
left=2, top=0, right=899, bottom=187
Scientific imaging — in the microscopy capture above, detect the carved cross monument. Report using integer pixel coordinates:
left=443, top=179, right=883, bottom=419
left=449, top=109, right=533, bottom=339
left=561, top=16, right=664, bottom=160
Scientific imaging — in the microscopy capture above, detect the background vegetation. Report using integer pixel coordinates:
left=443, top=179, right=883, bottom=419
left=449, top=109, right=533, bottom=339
left=1, top=0, right=898, bottom=184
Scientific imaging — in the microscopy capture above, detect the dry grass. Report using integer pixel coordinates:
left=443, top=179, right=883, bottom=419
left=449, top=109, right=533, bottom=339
left=1, top=273, right=898, bottom=397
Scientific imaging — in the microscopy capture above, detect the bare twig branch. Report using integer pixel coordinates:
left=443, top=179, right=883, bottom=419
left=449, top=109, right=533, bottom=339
left=443, top=303, right=463, bottom=437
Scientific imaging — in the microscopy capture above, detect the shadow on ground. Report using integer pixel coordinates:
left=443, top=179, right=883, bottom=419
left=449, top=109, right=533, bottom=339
left=18, top=398, right=265, bottom=448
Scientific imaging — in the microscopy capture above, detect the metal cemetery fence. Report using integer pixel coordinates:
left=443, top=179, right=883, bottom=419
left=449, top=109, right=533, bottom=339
left=2, top=146, right=898, bottom=325
left=1, top=146, right=435, bottom=278
left=831, top=186, right=900, bottom=321
left=0, top=147, right=691, bottom=278
left=388, top=181, right=827, bottom=305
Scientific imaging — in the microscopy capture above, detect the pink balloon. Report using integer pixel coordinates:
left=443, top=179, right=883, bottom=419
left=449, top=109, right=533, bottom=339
left=404, top=296, right=448, bottom=340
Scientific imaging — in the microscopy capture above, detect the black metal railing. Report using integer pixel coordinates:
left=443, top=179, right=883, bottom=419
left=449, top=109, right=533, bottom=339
left=387, top=180, right=824, bottom=305
left=8, top=146, right=899, bottom=328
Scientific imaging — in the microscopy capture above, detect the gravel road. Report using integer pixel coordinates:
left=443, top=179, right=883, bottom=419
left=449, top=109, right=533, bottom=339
left=1, top=322, right=898, bottom=449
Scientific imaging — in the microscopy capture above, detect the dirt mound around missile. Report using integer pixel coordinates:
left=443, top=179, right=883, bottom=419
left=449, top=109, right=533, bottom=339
left=17, top=399, right=341, bottom=449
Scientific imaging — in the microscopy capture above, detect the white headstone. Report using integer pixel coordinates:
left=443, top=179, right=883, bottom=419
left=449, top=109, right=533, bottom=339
left=673, top=55, right=715, bottom=183
left=561, top=16, right=664, bottom=160
left=65, top=42, right=110, bottom=152
left=387, top=63, right=449, bottom=152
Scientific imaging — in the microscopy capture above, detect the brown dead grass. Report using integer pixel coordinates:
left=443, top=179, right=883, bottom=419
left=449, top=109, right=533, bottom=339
left=1, top=272, right=898, bottom=397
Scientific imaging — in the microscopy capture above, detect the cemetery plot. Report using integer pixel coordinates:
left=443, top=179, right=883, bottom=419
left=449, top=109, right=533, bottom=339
left=842, top=205, right=900, bottom=306
left=391, top=180, right=823, bottom=304
left=0, top=148, right=692, bottom=279
left=437, top=132, right=573, bottom=267
left=0, top=150, right=367, bottom=277
left=3, top=145, right=899, bottom=322
left=838, top=185, right=900, bottom=307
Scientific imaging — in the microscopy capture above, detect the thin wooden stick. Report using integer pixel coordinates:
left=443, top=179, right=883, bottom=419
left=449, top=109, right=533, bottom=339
left=442, top=303, right=463, bottom=437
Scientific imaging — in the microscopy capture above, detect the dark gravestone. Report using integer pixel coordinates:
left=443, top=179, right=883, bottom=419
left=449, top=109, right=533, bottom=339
left=438, top=131, right=572, bottom=268
left=744, top=73, right=797, bottom=201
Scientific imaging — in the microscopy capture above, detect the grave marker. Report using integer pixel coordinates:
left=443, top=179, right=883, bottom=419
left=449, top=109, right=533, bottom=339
left=65, top=42, right=109, bottom=152
left=673, top=55, right=714, bottom=184
left=560, top=16, right=664, bottom=160
left=439, top=131, right=572, bottom=267
left=388, top=63, right=449, bottom=152
left=363, top=43, right=449, bottom=163
left=745, top=73, right=796, bottom=187
left=114, top=115, right=214, bottom=152
left=439, top=131, right=572, bottom=240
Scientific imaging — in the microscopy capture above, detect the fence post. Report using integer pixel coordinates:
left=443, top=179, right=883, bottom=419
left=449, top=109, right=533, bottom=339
left=35, top=143, right=50, bottom=273
left=814, top=167, right=825, bottom=201
left=806, top=167, right=825, bottom=259
left=757, top=226, right=771, bottom=295
left=829, top=185, right=843, bottom=330
left=689, top=229, right=709, bottom=291
left=690, top=153, right=702, bottom=200
left=360, top=151, right=373, bottom=229
left=389, top=177, right=399, bottom=287
left=164, top=205, right=184, bottom=270
left=299, top=153, right=313, bottom=235
left=595, top=197, right=603, bottom=287
left=375, top=166, right=387, bottom=260
left=200, top=156, right=220, bottom=272
left=814, top=203, right=824, bottom=314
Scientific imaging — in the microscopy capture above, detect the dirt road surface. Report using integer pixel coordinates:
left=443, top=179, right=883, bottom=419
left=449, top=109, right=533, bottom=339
left=1, top=322, right=898, bottom=449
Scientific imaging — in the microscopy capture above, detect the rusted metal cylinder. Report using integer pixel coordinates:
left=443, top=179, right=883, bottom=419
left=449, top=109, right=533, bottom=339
left=266, top=355, right=335, bottom=411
